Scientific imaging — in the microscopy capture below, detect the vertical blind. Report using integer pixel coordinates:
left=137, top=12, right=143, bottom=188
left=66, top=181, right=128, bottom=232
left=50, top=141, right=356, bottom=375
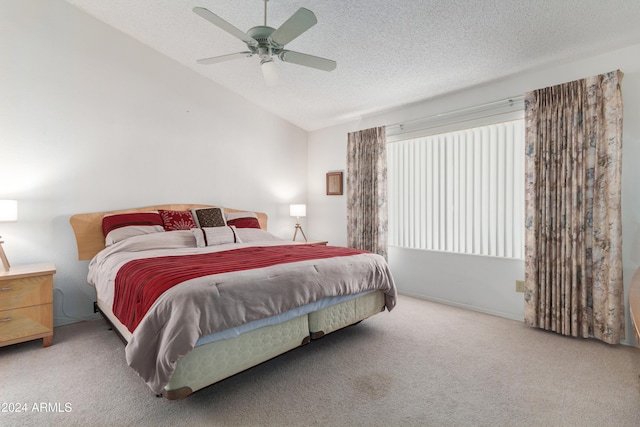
left=388, top=119, right=524, bottom=259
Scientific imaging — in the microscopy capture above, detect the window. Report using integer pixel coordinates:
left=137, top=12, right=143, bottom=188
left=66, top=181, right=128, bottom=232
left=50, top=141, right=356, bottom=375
left=387, top=105, right=524, bottom=259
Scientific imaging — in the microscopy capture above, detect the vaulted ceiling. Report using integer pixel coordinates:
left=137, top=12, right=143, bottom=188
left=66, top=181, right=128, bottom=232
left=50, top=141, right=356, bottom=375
left=64, top=0, right=640, bottom=131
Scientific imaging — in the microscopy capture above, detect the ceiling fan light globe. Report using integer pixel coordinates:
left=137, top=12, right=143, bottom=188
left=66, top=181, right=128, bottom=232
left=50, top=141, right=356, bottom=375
left=261, top=60, right=279, bottom=87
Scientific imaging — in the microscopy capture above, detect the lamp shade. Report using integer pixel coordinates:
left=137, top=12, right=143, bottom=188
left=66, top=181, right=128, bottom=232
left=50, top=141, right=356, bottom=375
left=289, top=204, right=306, bottom=217
left=0, top=200, right=17, bottom=222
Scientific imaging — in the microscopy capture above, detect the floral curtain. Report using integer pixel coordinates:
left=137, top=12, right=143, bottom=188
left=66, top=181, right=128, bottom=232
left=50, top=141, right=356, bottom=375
left=346, top=126, right=388, bottom=259
left=524, top=70, right=624, bottom=344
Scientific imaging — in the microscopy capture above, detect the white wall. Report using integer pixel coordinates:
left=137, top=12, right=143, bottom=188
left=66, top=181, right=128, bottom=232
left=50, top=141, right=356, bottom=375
left=0, top=0, right=308, bottom=326
left=308, top=44, right=640, bottom=342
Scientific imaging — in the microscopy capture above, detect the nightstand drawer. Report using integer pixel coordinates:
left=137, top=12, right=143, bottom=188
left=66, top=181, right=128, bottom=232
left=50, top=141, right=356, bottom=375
left=0, top=304, right=53, bottom=344
left=0, top=275, right=53, bottom=311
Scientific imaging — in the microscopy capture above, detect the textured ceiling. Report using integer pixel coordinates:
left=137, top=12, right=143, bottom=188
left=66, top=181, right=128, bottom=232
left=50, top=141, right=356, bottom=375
left=63, top=0, right=640, bottom=131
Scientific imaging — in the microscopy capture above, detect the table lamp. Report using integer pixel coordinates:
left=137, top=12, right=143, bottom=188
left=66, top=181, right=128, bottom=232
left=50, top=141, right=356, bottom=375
left=0, top=200, right=18, bottom=271
left=290, top=204, right=307, bottom=242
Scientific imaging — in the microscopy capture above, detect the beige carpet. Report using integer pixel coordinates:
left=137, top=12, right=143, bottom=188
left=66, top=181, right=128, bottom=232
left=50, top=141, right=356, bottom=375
left=1, top=294, right=639, bottom=427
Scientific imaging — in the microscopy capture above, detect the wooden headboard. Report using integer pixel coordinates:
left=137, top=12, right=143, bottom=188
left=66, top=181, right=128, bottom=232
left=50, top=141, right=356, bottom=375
left=69, top=204, right=268, bottom=261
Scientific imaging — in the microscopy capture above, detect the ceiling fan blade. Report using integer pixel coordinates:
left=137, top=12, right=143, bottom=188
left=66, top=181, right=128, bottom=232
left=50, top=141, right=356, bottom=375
left=269, top=8, right=317, bottom=47
left=279, top=50, right=336, bottom=72
left=197, top=52, right=254, bottom=65
left=193, top=7, right=258, bottom=47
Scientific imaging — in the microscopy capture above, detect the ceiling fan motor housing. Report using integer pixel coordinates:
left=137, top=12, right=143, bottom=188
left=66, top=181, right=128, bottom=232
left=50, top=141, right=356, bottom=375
left=247, top=26, right=282, bottom=60
left=247, top=26, right=276, bottom=45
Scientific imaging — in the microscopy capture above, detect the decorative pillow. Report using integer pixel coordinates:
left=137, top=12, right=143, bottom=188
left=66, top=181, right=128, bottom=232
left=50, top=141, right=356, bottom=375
left=225, top=211, right=261, bottom=229
left=158, top=209, right=197, bottom=231
left=233, top=228, right=283, bottom=243
left=102, top=212, right=163, bottom=237
left=191, top=226, right=238, bottom=248
left=191, top=207, right=226, bottom=228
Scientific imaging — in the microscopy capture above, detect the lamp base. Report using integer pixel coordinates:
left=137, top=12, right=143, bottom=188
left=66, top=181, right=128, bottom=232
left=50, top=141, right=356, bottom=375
left=292, top=224, right=307, bottom=242
left=0, top=239, right=10, bottom=271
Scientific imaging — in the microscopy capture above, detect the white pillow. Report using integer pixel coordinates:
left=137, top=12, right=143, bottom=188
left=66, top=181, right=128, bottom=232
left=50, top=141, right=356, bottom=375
left=233, top=228, right=283, bottom=243
left=191, top=226, right=238, bottom=248
left=105, top=225, right=164, bottom=246
left=106, top=230, right=197, bottom=252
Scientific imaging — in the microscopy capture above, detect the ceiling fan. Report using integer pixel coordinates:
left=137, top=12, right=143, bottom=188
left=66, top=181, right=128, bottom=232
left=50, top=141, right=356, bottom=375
left=193, top=1, right=337, bottom=86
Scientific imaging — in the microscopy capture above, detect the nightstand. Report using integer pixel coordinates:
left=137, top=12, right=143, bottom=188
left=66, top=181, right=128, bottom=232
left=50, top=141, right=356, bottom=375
left=0, top=263, right=56, bottom=348
left=306, top=240, right=328, bottom=246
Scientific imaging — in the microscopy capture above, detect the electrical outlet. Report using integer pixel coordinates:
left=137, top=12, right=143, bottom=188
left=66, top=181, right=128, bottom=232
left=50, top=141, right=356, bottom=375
left=515, top=280, right=525, bottom=293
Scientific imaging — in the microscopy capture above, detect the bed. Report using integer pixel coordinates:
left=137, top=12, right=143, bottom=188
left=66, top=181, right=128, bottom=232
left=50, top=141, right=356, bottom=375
left=69, top=204, right=396, bottom=399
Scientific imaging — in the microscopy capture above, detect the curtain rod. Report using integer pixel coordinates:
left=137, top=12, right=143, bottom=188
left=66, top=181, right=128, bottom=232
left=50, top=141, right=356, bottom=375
left=386, top=94, right=524, bottom=135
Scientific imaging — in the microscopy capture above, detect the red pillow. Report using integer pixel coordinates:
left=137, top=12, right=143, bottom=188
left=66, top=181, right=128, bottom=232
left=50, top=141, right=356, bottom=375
left=226, top=217, right=261, bottom=229
left=102, top=212, right=163, bottom=237
left=158, top=210, right=196, bottom=231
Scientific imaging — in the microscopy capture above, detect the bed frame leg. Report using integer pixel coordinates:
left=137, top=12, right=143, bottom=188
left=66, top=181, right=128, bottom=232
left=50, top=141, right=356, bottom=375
left=163, top=387, right=193, bottom=400
left=310, top=331, right=325, bottom=340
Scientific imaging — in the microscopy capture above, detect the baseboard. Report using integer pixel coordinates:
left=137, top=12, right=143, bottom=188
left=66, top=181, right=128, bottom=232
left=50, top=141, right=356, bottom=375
left=53, top=317, right=79, bottom=327
left=399, top=291, right=636, bottom=347
left=398, top=291, right=524, bottom=322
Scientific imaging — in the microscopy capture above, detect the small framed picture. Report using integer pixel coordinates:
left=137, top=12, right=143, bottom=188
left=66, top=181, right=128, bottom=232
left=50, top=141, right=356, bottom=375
left=326, top=171, right=343, bottom=195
